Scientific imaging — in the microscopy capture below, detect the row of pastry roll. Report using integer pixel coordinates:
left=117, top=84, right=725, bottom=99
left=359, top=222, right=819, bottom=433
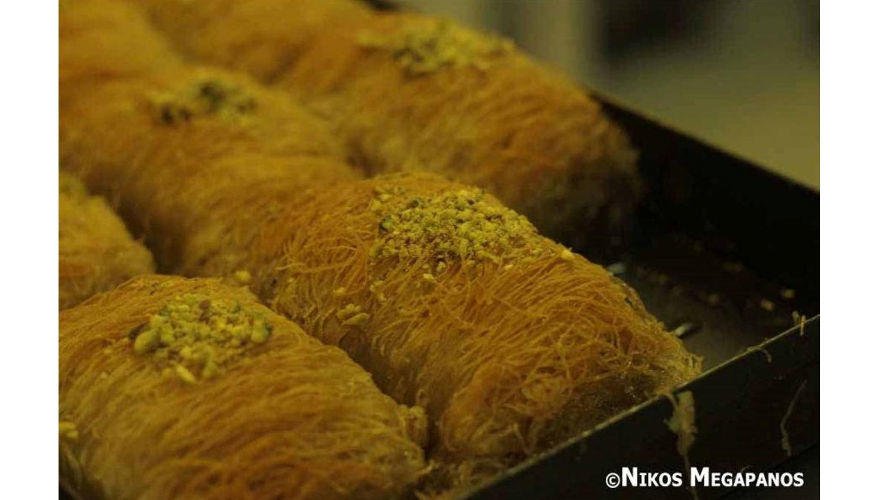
left=60, top=275, right=427, bottom=499
left=135, top=0, right=642, bottom=246
left=59, top=171, right=154, bottom=308
left=60, top=0, right=700, bottom=495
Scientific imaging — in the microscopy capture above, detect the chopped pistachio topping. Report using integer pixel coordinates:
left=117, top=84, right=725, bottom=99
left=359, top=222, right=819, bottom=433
left=232, top=269, right=252, bottom=285
left=368, top=280, right=387, bottom=303
left=336, top=303, right=370, bottom=326
left=174, top=364, right=197, bottom=384
left=149, top=78, right=256, bottom=125
left=59, top=421, right=78, bottom=441
left=132, top=294, right=272, bottom=383
left=343, top=313, right=371, bottom=327
left=358, top=19, right=514, bottom=76
left=369, top=186, right=542, bottom=264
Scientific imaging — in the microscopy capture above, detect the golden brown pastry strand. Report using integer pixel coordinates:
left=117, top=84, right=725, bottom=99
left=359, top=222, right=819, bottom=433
left=138, top=0, right=375, bottom=82
left=252, top=174, right=699, bottom=473
left=60, top=275, right=427, bottom=499
left=62, top=80, right=698, bottom=489
left=60, top=68, right=358, bottom=272
left=59, top=171, right=155, bottom=309
left=60, top=4, right=357, bottom=270
left=135, top=1, right=641, bottom=246
left=60, top=0, right=185, bottom=92
left=286, top=12, right=642, bottom=245
left=61, top=1, right=699, bottom=491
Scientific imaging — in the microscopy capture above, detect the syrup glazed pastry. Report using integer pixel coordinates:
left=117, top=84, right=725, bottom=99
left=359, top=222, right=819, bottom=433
left=60, top=275, right=427, bottom=499
left=137, top=0, right=641, bottom=246
left=61, top=0, right=699, bottom=492
left=60, top=66, right=358, bottom=272
left=59, top=171, right=154, bottom=309
left=60, top=1, right=357, bottom=270
left=248, top=173, right=700, bottom=489
left=62, top=77, right=699, bottom=492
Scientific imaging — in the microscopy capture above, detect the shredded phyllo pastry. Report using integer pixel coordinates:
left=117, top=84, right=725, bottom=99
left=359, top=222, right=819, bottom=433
left=358, top=19, right=513, bottom=75
left=61, top=1, right=700, bottom=495
left=59, top=171, right=155, bottom=309
left=369, top=185, right=542, bottom=265
left=60, top=275, right=427, bottom=498
left=148, top=79, right=256, bottom=125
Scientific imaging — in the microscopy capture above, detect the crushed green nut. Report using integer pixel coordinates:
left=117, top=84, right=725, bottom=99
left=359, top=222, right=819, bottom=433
left=336, top=303, right=363, bottom=320
left=132, top=294, right=272, bottom=382
left=174, top=363, right=198, bottom=384
left=149, top=78, right=256, bottom=125
left=336, top=303, right=360, bottom=320
left=59, top=421, right=79, bottom=441
left=133, top=328, right=160, bottom=354
left=336, top=303, right=370, bottom=326
left=369, top=280, right=388, bottom=303
left=358, top=18, right=514, bottom=76
left=233, top=269, right=252, bottom=285
left=369, top=186, right=541, bottom=264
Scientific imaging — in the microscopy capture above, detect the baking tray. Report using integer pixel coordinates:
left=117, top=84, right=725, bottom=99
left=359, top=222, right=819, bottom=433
left=464, top=93, right=820, bottom=499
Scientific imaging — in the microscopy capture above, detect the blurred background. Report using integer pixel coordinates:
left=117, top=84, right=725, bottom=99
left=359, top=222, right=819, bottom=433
left=399, top=0, right=819, bottom=189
